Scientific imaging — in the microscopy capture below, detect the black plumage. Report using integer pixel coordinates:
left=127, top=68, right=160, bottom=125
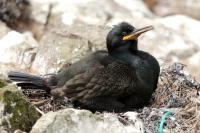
left=8, top=22, right=160, bottom=112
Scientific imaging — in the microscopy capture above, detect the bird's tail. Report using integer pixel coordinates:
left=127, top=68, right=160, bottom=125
left=8, top=71, right=50, bottom=92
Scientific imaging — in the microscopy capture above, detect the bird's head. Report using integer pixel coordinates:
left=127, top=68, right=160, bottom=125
left=106, top=22, right=153, bottom=54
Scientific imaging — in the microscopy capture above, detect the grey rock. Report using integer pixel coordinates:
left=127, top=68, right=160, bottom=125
left=0, top=0, right=31, bottom=24
left=0, top=21, right=11, bottom=37
left=0, top=30, right=38, bottom=74
left=146, top=0, right=200, bottom=20
left=151, top=15, right=200, bottom=81
left=139, top=22, right=199, bottom=60
left=188, top=51, right=200, bottom=80
left=158, top=15, right=200, bottom=46
left=0, top=126, right=9, bottom=133
left=31, top=0, right=154, bottom=27
left=31, top=2, right=51, bottom=25
left=0, top=82, right=40, bottom=132
left=30, top=108, right=142, bottom=133
left=32, top=24, right=109, bottom=74
left=171, top=0, right=200, bottom=20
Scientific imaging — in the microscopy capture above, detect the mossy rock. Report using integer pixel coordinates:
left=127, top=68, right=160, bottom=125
left=0, top=79, right=7, bottom=88
left=1, top=85, right=40, bottom=132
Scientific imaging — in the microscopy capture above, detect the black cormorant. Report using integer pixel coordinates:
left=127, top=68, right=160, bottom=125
left=8, top=22, right=160, bottom=112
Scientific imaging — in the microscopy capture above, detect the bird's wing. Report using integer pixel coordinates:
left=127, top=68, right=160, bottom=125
left=51, top=61, right=137, bottom=101
left=55, top=51, right=112, bottom=86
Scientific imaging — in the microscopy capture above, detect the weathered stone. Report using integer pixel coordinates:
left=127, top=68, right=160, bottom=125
left=31, top=0, right=155, bottom=27
left=0, top=31, right=38, bottom=72
left=145, top=0, right=200, bottom=20
left=0, top=79, right=7, bottom=88
left=30, top=108, right=142, bottom=133
left=0, top=83, right=40, bottom=132
left=31, top=2, right=51, bottom=25
left=142, top=15, right=200, bottom=81
left=158, top=15, right=200, bottom=45
left=32, top=24, right=109, bottom=74
left=171, top=0, right=200, bottom=20
left=0, top=0, right=31, bottom=25
left=0, top=126, right=9, bottom=133
left=0, top=21, right=11, bottom=38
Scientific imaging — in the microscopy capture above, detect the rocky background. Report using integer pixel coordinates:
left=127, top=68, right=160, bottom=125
left=0, top=0, right=200, bottom=133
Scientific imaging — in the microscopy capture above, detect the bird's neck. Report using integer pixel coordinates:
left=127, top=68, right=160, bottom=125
left=109, top=45, right=138, bottom=65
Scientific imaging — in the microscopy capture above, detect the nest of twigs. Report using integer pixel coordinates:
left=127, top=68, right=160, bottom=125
left=22, top=63, right=200, bottom=133
left=22, top=89, right=72, bottom=114
left=138, top=63, right=200, bottom=133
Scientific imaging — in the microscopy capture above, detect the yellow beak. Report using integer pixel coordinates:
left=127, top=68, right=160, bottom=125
left=123, top=26, right=153, bottom=41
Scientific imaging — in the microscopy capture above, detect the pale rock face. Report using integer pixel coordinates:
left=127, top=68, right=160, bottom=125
left=0, top=83, right=40, bottom=132
left=0, top=31, right=38, bottom=71
left=31, top=24, right=109, bottom=74
left=30, top=108, right=142, bottom=133
left=0, top=21, right=38, bottom=75
left=158, top=15, right=200, bottom=46
left=171, top=0, right=200, bottom=20
left=146, top=0, right=200, bottom=20
left=0, top=31, right=24, bottom=63
left=155, top=15, right=200, bottom=80
left=0, top=22, right=10, bottom=37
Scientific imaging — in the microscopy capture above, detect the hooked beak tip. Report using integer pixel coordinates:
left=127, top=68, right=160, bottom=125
left=123, top=26, right=153, bottom=41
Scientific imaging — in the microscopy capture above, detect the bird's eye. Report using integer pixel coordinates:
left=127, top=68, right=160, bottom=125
left=122, top=32, right=127, bottom=36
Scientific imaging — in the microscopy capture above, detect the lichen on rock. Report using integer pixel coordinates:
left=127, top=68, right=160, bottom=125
left=0, top=79, right=6, bottom=88
left=0, top=84, right=40, bottom=132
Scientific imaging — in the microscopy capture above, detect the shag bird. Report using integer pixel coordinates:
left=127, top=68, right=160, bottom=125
left=8, top=22, right=160, bottom=112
